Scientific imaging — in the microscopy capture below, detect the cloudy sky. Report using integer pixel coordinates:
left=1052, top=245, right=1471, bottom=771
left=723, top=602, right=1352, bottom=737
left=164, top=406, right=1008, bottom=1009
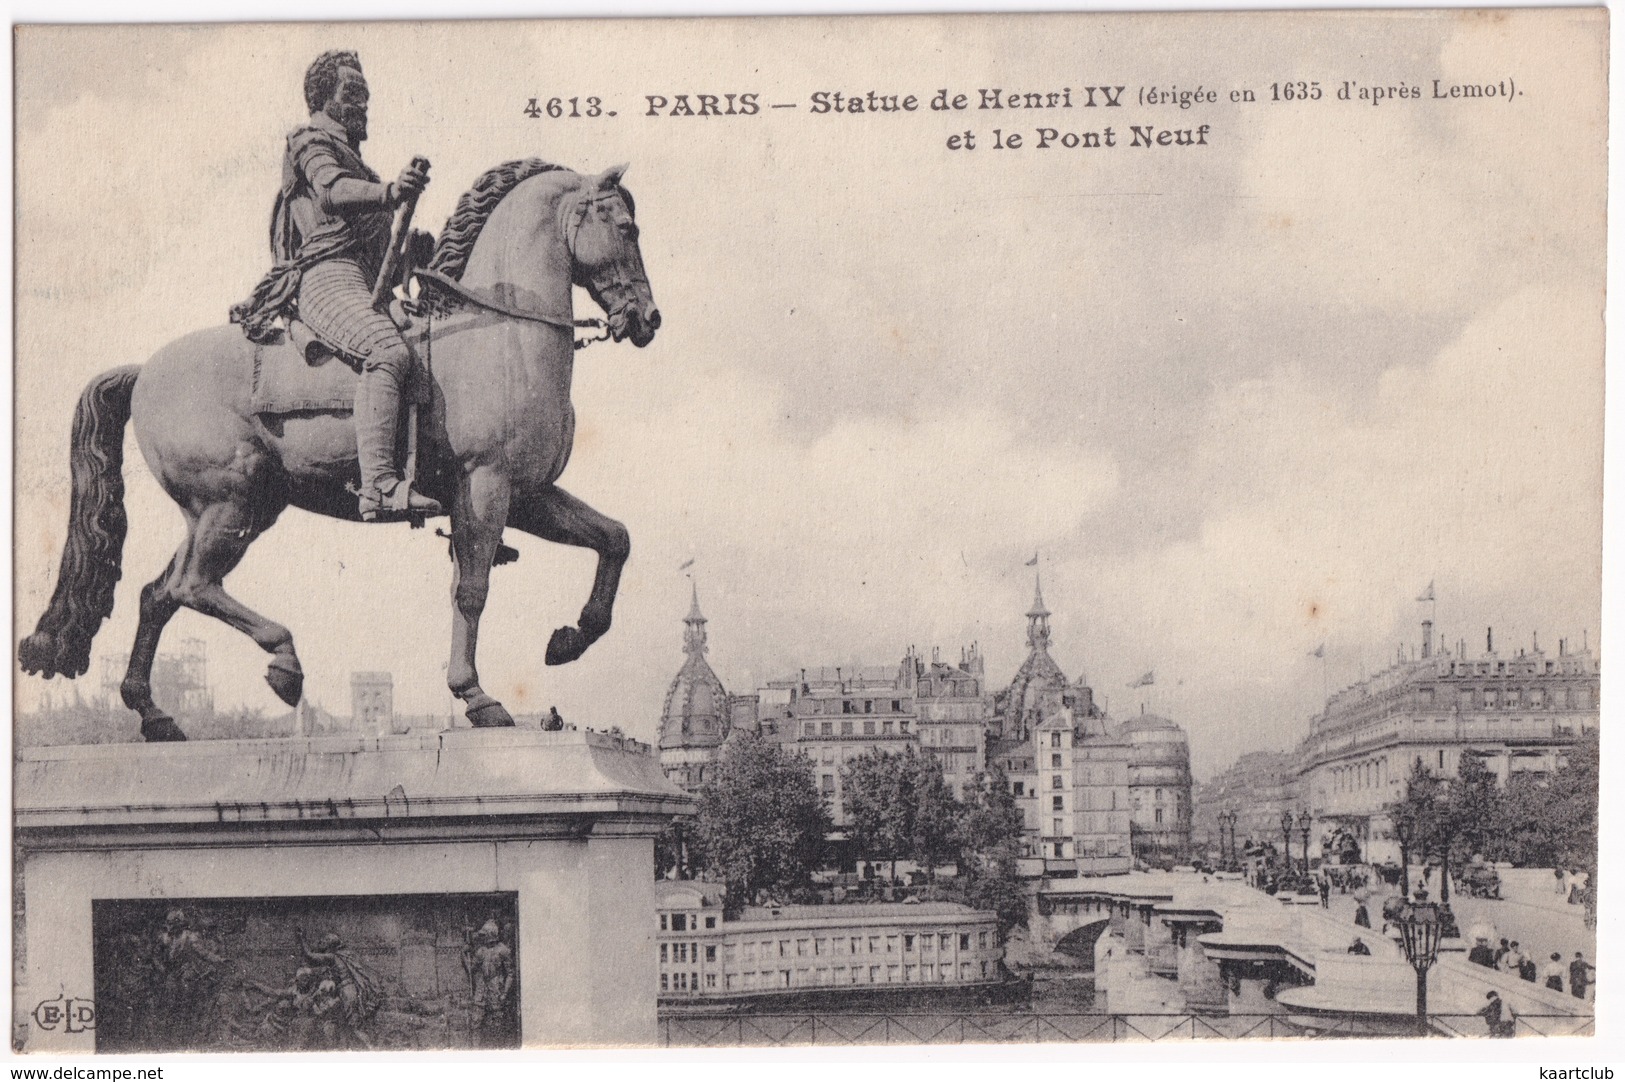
left=14, top=13, right=1606, bottom=776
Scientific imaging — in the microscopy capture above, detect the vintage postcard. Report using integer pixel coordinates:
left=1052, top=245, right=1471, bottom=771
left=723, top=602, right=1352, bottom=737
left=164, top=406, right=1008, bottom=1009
left=10, top=8, right=1606, bottom=1065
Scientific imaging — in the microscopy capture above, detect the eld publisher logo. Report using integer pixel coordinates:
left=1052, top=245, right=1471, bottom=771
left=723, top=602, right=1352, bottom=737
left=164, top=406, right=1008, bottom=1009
left=31, top=995, right=95, bottom=1033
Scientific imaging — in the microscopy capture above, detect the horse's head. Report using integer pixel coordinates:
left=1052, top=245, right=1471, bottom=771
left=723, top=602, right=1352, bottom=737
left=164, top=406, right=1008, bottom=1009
left=567, top=165, right=660, bottom=347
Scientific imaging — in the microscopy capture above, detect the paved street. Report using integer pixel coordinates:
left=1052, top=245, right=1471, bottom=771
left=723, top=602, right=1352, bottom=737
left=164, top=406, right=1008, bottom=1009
left=1315, top=866, right=1595, bottom=993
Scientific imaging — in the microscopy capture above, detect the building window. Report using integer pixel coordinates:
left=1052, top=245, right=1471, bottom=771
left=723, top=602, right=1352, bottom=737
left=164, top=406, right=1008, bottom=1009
left=1155, top=808, right=1164, bottom=824
left=865, top=700, right=874, bottom=713
left=1052, top=817, right=1063, bottom=835
left=883, top=721, right=894, bottom=734
left=842, top=721, right=854, bottom=735
left=706, top=973, right=717, bottom=989
left=1052, top=754, right=1063, bottom=769
left=1051, top=732, right=1062, bottom=748
left=672, top=914, right=687, bottom=932
left=1155, top=788, right=1163, bottom=801
left=1052, top=775, right=1063, bottom=790
left=1052, top=796, right=1064, bottom=811
left=892, top=700, right=902, bottom=711
left=803, top=722, right=816, bottom=737
left=900, top=719, right=911, bottom=734
left=1438, top=750, right=1446, bottom=769
left=706, top=946, right=717, bottom=962
left=960, top=934, right=971, bottom=950
left=905, top=934, right=916, bottom=951
left=660, top=943, right=668, bottom=963
left=864, top=721, right=876, bottom=735
left=660, top=973, right=668, bottom=992
left=821, top=774, right=835, bottom=794
left=660, top=915, right=668, bottom=931
left=979, top=932, right=988, bottom=949
left=821, top=722, right=833, bottom=736
left=1013, top=781, right=1025, bottom=796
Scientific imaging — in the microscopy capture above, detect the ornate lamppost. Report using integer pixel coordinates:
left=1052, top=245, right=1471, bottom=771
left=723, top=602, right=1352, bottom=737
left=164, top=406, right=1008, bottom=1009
left=1219, top=810, right=1237, bottom=870
left=1298, top=811, right=1314, bottom=876
left=1395, top=895, right=1443, bottom=1037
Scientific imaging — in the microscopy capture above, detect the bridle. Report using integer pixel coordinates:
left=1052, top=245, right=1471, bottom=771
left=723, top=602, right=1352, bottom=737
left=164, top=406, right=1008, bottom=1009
left=410, top=182, right=646, bottom=351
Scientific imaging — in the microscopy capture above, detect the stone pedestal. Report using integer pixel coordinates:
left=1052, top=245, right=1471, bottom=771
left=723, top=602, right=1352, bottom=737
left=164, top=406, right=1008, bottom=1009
left=14, top=729, right=693, bottom=1052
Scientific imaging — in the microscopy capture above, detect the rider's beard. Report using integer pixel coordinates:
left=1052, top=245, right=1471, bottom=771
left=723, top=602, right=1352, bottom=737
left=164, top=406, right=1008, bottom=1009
left=327, top=101, right=368, bottom=144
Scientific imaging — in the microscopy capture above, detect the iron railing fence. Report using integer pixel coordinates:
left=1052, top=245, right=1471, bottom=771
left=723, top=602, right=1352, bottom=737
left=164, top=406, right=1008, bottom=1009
left=658, top=1010, right=1594, bottom=1046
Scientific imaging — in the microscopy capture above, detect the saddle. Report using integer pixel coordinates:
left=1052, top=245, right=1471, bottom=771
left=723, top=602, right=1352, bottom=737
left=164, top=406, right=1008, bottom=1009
left=249, top=303, right=431, bottom=417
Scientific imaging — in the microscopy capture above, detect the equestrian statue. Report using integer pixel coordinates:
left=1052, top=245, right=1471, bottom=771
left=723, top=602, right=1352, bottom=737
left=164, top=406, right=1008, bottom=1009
left=19, top=50, right=661, bottom=739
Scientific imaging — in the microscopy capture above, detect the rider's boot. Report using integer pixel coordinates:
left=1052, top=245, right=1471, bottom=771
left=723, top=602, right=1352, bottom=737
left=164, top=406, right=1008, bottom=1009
left=356, top=345, right=443, bottom=522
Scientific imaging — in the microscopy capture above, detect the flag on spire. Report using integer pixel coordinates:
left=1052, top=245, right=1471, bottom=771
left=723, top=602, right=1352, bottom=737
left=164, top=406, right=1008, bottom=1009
left=1310, top=643, right=1325, bottom=659
left=1416, top=580, right=1435, bottom=603
left=1128, top=671, right=1155, bottom=689
left=1025, top=552, right=1039, bottom=567
left=678, top=558, right=695, bottom=571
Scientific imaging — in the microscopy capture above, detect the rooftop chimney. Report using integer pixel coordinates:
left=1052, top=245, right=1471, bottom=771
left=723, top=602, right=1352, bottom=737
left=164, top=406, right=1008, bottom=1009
left=1487, top=627, right=1494, bottom=655
left=1422, top=619, right=1433, bottom=659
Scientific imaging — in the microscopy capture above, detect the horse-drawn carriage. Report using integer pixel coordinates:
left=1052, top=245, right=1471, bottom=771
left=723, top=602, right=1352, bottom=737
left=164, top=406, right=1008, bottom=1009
left=1460, top=862, right=1502, bottom=899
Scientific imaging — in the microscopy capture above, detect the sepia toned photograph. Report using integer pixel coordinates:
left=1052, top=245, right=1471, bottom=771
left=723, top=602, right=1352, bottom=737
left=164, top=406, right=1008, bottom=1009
left=9, top=8, right=1607, bottom=1063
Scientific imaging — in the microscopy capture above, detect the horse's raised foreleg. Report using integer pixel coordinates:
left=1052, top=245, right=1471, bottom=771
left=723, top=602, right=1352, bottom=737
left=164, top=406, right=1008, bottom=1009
left=172, top=500, right=303, bottom=707
left=119, top=551, right=187, bottom=742
left=507, top=485, right=629, bottom=666
left=448, top=470, right=514, bottom=727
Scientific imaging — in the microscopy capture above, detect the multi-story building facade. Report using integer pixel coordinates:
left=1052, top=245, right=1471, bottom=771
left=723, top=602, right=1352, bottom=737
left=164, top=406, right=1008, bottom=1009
left=1192, top=749, right=1305, bottom=860
left=655, top=881, right=1003, bottom=1000
left=1122, top=712, right=1194, bottom=864
left=751, top=645, right=992, bottom=825
left=990, top=577, right=1153, bottom=877
left=1302, top=621, right=1601, bottom=865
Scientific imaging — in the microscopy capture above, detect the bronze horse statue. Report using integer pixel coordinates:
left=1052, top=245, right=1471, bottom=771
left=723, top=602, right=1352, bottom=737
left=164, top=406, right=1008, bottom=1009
left=20, top=160, right=659, bottom=740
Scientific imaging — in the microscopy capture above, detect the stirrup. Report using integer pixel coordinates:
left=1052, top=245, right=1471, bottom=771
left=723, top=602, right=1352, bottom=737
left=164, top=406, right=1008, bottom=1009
left=359, top=480, right=444, bottom=523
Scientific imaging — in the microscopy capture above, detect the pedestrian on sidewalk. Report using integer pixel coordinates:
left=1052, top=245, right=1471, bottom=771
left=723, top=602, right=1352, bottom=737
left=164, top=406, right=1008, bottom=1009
left=1520, top=954, right=1537, bottom=983
left=1543, top=952, right=1566, bottom=993
left=1502, top=941, right=1525, bottom=976
left=1353, top=901, right=1370, bottom=928
left=1318, top=877, right=1330, bottom=908
left=1347, top=937, right=1371, bottom=956
left=1468, top=938, right=1496, bottom=968
left=1569, top=952, right=1594, bottom=1000
left=1555, top=867, right=1568, bottom=895
left=1479, top=991, right=1515, bottom=1038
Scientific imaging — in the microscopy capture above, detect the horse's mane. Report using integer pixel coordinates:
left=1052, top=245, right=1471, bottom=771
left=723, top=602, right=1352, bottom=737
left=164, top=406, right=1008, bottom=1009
left=427, top=159, right=568, bottom=281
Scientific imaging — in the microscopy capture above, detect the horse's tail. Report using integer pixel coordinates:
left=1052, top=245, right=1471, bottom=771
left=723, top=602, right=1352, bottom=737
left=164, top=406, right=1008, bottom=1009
left=19, top=365, right=142, bottom=679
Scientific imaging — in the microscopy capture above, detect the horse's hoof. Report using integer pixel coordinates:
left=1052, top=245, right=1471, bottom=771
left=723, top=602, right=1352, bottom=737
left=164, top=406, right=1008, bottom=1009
left=266, top=660, right=304, bottom=707
left=467, top=701, right=515, bottom=728
left=545, top=626, right=587, bottom=666
left=141, top=715, right=188, bottom=742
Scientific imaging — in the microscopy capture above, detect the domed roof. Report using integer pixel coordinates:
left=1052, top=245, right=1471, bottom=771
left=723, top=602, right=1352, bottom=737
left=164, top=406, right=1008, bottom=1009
left=1120, top=712, right=1182, bottom=733
left=659, top=585, right=730, bottom=750
left=1003, top=573, right=1072, bottom=729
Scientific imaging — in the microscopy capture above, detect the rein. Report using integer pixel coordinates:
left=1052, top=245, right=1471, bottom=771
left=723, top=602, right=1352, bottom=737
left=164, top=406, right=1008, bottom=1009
left=413, top=267, right=610, bottom=350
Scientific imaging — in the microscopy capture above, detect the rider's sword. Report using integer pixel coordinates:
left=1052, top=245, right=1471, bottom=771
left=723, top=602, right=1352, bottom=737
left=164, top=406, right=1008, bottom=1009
left=372, top=157, right=430, bottom=522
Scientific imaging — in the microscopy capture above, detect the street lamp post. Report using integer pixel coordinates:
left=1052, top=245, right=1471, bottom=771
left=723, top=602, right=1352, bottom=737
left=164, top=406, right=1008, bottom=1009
left=1298, top=811, right=1313, bottom=876
left=1219, top=811, right=1237, bottom=870
left=1396, top=897, right=1443, bottom=1037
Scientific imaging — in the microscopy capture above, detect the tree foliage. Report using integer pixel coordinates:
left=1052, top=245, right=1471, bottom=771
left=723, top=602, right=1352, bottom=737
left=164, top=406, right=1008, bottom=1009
left=841, top=747, right=962, bottom=880
left=956, top=764, right=1028, bottom=931
left=695, top=734, right=831, bottom=918
left=1387, top=734, right=1599, bottom=896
